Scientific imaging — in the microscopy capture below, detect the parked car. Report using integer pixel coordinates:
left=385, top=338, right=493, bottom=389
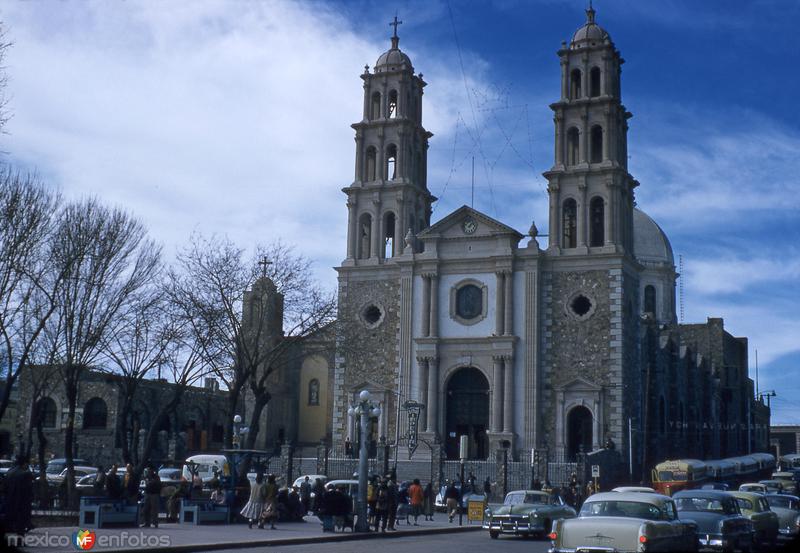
left=771, top=471, right=800, bottom=495
left=730, top=490, right=779, bottom=548
left=550, top=491, right=697, bottom=552
left=52, top=466, right=97, bottom=484
left=759, top=479, right=786, bottom=494
left=701, top=482, right=731, bottom=491
left=158, top=468, right=183, bottom=488
left=44, top=458, right=89, bottom=482
left=764, top=494, right=800, bottom=540
left=739, top=483, right=768, bottom=494
left=75, top=473, right=98, bottom=491
left=293, top=474, right=327, bottom=489
left=673, top=489, right=754, bottom=551
left=434, top=482, right=485, bottom=512
left=483, top=489, right=575, bottom=539
left=182, top=454, right=229, bottom=484
left=612, top=486, right=657, bottom=493
left=0, top=459, right=13, bottom=474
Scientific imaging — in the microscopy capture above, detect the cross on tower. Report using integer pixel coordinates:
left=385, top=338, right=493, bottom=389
left=258, top=256, right=272, bottom=277
left=389, top=15, right=403, bottom=39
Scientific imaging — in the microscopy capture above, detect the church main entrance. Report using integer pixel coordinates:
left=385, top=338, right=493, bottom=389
left=566, top=405, right=593, bottom=460
left=445, top=367, right=489, bottom=459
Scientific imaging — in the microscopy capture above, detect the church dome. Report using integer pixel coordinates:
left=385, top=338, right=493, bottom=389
left=633, top=208, right=674, bottom=266
left=375, top=36, right=413, bottom=72
left=571, top=5, right=610, bottom=46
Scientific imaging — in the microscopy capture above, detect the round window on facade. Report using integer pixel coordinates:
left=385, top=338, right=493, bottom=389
left=566, top=292, right=596, bottom=320
left=361, top=304, right=384, bottom=328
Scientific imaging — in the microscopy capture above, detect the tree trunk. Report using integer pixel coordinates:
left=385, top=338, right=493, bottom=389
left=135, top=389, right=184, bottom=476
left=0, top=372, right=16, bottom=426
left=36, top=417, right=49, bottom=508
left=116, top=384, right=136, bottom=465
left=63, top=369, right=78, bottom=509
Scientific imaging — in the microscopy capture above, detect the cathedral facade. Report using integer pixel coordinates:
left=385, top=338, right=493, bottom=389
left=332, top=8, right=768, bottom=471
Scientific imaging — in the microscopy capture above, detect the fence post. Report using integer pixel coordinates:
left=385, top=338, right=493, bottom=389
left=376, top=436, right=389, bottom=477
left=494, top=448, right=508, bottom=500
left=430, top=437, right=443, bottom=491
left=316, top=440, right=328, bottom=476
left=281, top=441, right=294, bottom=487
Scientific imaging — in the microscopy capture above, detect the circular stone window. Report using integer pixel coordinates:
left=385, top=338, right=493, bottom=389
left=566, top=292, right=596, bottom=320
left=360, top=304, right=385, bottom=328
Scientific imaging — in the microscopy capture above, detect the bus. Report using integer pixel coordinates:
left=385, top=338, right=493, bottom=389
left=652, top=459, right=707, bottom=495
left=779, top=453, right=800, bottom=471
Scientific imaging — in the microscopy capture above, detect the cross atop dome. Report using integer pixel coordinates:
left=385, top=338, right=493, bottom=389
left=389, top=14, right=403, bottom=49
left=586, top=1, right=596, bottom=24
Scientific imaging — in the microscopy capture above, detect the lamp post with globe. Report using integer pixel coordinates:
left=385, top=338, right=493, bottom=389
left=232, top=415, right=249, bottom=449
left=348, top=390, right=381, bottom=532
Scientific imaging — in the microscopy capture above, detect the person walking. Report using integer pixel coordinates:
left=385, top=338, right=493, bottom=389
left=141, top=466, right=161, bottom=528
left=123, top=463, right=138, bottom=504
left=444, top=480, right=459, bottom=523
left=4, top=455, right=34, bottom=535
left=373, top=481, right=389, bottom=532
left=299, top=476, right=311, bottom=515
left=241, top=473, right=266, bottom=529
left=260, top=473, right=279, bottom=529
left=423, top=482, right=434, bottom=521
left=408, top=478, right=424, bottom=525
left=483, top=476, right=492, bottom=497
left=106, top=464, right=122, bottom=500
left=386, top=476, right=399, bottom=530
left=312, top=478, right=325, bottom=514
left=93, top=465, right=107, bottom=496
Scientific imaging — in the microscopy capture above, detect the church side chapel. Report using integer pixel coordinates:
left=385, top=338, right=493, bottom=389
left=331, top=7, right=769, bottom=472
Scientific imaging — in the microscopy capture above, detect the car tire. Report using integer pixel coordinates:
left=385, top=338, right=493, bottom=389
left=489, top=531, right=499, bottom=540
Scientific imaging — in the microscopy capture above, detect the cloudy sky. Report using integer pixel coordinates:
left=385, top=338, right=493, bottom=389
left=2, top=0, right=798, bottom=423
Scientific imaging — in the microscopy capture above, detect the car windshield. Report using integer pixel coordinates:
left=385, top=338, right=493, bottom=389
left=767, top=496, right=798, bottom=510
left=160, top=469, right=180, bottom=479
left=580, top=500, right=662, bottom=520
left=675, top=497, right=739, bottom=515
left=505, top=493, right=548, bottom=505
left=46, top=463, right=65, bottom=474
left=736, top=498, right=754, bottom=511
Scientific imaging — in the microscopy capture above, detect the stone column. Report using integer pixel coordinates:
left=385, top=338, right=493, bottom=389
left=554, top=112, right=564, bottom=166
left=560, top=58, right=568, bottom=100
left=580, top=112, right=588, bottom=164
left=354, top=135, right=364, bottom=183
left=606, top=182, right=617, bottom=246
left=495, top=272, right=505, bottom=335
left=418, top=357, right=429, bottom=431
left=281, top=441, right=294, bottom=487
left=504, top=271, right=513, bottom=335
left=548, top=185, right=560, bottom=249
left=347, top=199, right=357, bottom=259
left=370, top=209, right=380, bottom=258
left=429, top=275, right=439, bottom=337
left=503, top=356, right=514, bottom=434
left=316, top=440, right=328, bottom=476
left=491, top=356, right=503, bottom=432
left=421, top=276, right=431, bottom=337
left=427, top=357, right=439, bottom=435
left=347, top=408, right=355, bottom=442
left=577, top=183, right=587, bottom=248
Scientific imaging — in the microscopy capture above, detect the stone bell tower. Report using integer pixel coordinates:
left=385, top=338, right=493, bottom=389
left=342, top=19, right=436, bottom=265
left=544, top=3, right=638, bottom=256
left=540, top=5, right=641, bottom=460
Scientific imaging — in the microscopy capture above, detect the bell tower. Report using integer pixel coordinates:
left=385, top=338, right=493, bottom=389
left=543, top=4, right=638, bottom=256
left=342, top=18, right=435, bottom=265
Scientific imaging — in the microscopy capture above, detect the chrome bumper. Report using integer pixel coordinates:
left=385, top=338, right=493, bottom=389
left=483, top=517, right=543, bottom=534
left=698, top=533, right=727, bottom=550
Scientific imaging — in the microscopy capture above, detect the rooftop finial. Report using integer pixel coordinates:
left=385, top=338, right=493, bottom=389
left=586, top=1, right=596, bottom=24
left=389, top=14, right=403, bottom=48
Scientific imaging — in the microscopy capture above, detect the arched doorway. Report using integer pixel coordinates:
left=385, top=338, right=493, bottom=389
left=445, top=367, right=489, bottom=459
left=567, top=405, right=593, bottom=459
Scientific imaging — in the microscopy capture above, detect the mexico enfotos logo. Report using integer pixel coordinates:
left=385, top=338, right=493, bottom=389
left=6, top=530, right=171, bottom=550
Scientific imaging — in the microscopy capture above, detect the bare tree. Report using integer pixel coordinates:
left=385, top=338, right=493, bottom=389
left=0, top=170, right=62, bottom=425
left=99, top=290, right=172, bottom=464
left=132, top=304, right=211, bottom=479
left=0, top=21, right=12, bottom=134
left=46, top=198, right=160, bottom=507
left=169, top=235, right=336, bottom=456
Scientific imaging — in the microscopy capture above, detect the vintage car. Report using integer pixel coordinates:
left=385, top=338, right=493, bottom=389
left=483, top=489, right=575, bottom=539
left=764, top=494, right=800, bottom=539
left=673, top=490, right=754, bottom=551
left=739, top=483, right=768, bottom=494
left=612, top=486, right=657, bottom=493
left=758, top=479, right=786, bottom=494
left=549, top=491, right=697, bottom=552
left=730, top=490, right=779, bottom=547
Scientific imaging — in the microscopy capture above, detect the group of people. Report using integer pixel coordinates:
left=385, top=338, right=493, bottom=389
left=529, top=472, right=595, bottom=509
left=240, top=473, right=280, bottom=529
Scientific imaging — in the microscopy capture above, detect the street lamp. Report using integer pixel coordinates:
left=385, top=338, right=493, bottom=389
left=348, top=389, right=381, bottom=532
left=232, top=415, right=248, bottom=449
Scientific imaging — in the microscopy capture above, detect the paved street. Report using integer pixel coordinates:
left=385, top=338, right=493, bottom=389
left=213, top=531, right=552, bottom=553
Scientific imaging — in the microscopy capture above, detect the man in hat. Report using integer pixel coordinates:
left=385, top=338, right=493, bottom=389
left=4, top=455, right=34, bottom=534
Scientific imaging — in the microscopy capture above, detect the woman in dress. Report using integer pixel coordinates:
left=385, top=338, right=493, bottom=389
left=241, top=473, right=266, bottom=528
left=260, top=473, right=279, bottom=529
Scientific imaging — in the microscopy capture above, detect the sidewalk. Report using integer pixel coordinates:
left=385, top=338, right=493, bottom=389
left=17, top=515, right=482, bottom=553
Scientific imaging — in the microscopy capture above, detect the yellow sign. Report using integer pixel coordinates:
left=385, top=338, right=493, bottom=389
left=468, top=498, right=486, bottom=522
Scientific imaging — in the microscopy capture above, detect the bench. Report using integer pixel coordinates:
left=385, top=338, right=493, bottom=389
left=79, top=497, right=139, bottom=528
left=180, top=499, right=229, bottom=525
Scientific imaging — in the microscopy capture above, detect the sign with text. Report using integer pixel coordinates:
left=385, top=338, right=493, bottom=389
left=591, top=465, right=600, bottom=478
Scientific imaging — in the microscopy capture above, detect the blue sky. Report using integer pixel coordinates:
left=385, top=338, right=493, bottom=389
left=1, top=0, right=798, bottom=422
